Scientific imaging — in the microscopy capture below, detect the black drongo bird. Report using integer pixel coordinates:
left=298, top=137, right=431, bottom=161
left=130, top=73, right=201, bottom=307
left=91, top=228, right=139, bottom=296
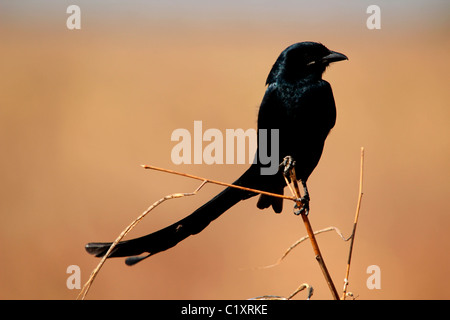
left=85, top=42, right=347, bottom=265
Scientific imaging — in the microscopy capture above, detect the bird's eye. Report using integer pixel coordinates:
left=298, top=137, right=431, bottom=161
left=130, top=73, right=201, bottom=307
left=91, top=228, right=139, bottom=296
left=306, top=60, right=316, bottom=66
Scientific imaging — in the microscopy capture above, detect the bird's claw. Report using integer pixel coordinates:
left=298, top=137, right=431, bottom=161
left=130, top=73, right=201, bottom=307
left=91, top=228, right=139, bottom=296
left=281, top=156, right=296, bottom=177
left=294, top=195, right=310, bottom=216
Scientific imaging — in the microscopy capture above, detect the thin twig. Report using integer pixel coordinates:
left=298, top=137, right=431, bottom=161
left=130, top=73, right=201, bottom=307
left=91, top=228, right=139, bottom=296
left=250, top=283, right=314, bottom=300
left=341, top=147, right=365, bottom=299
left=287, top=283, right=314, bottom=300
left=77, top=180, right=208, bottom=300
left=283, top=166, right=340, bottom=300
left=258, top=226, right=351, bottom=270
left=142, top=164, right=295, bottom=201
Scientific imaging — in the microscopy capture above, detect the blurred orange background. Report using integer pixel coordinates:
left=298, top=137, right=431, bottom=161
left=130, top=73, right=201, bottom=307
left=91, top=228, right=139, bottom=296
left=0, top=2, right=449, bottom=299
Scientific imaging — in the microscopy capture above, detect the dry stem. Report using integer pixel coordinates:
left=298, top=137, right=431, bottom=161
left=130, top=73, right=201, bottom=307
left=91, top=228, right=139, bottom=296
left=258, top=226, right=351, bottom=269
left=77, top=180, right=208, bottom=300
left=142, top=164, right=295, bottom=201
left=283, top=166, right=340, bottom=300
left=341, top=147, right=365, bottom=299
left=251, top=283, right=314, bottom=300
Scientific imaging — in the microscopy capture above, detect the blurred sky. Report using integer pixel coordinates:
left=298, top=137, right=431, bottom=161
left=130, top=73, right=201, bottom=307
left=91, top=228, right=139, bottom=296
left=1, top=1, right=449, bottom=28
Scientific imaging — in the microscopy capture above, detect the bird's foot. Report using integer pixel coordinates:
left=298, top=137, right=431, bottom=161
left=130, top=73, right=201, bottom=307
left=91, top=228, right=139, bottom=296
left=280, top=156, right=296, bottom=177
left=294, top=194, right=310, bottom=216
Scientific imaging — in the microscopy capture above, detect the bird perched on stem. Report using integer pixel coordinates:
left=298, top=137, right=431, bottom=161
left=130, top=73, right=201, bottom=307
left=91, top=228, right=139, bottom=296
left=85, top=41, right=348, bottom=265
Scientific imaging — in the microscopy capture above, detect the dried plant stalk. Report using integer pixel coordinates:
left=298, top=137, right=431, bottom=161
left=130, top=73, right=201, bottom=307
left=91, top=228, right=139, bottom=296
left=341, top=147, right=365, bottom=299
left=142, top=164, right=295, bottom=201
left=258, top=226, right=351, bottom=269
left=283, top=166, right=340, bottom=300
left=77, top=180, right=208, bottom=300
left=251, top=283, right=314, bottom=300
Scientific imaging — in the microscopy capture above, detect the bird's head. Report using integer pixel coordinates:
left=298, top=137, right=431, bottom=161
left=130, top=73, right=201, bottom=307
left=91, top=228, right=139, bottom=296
left=266, top=42, right=348, bottom=85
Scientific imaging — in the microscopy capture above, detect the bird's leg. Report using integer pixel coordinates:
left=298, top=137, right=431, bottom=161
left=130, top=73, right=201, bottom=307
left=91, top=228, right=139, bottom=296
left=280, top=156, right=310, bottom=215
left=280, top=156, right=296, bottom=178
left=294, top=180, right=310, bottom=216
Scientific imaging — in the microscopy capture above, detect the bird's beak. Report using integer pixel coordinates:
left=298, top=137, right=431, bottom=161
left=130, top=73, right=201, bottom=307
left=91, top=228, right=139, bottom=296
left=323, top=51, right=348, bottom=63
